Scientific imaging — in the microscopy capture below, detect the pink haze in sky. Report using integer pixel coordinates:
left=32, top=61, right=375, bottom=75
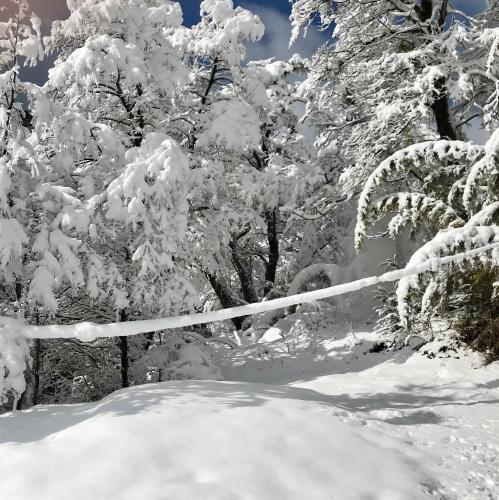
left=28, top=0, right=69, bottom=30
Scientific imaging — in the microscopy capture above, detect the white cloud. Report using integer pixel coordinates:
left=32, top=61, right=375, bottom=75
left=240, top=2, right=329, bottom=62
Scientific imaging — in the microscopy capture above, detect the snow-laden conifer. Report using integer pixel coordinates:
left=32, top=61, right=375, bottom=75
left=356, top=131, right=498, bottom=330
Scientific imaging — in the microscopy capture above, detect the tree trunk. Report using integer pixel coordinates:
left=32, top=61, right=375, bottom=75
left=437, top=0, right=449, bottom=28
left=32, top=309, right=41, bottom=406
left=431, top=77, right=457, bottom=140
left=416, top=1, right=457, bottom=140
left=416, top=0, right=433, bottom=22
left=264, top=208, right=279, bottom=296
left=32, top=339, right=41, bottom=405
left=119, top=309, right=129, bottom=388
left=205, top=272, right=245, bottom=330
left=230, top=240, right=260, bottom=304
left=15, top=280, right=25, bottom=410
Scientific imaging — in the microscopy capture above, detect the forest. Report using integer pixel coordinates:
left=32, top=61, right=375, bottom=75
left=0, top=1, right=498, bottom=499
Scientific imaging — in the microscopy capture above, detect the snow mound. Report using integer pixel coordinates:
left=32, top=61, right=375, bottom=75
left=218, top=328, right=499, bottom=499
left=0, top=380, right=438, bottom=500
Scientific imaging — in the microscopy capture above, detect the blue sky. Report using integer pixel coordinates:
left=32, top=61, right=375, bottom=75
left=181, top=0, right=291, bottom=25
left=21, top=0, right=486, bottom=84
left=179, top=0, right=328, bottom=61
left=22, top=0, right=325, bottom=84
left=28, top=0, right=294, bottom=31
left=27, top=0, right=487, bottom=32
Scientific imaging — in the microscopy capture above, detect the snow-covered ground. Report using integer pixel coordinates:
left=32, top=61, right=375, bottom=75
left=1, top=326, right=498, bottom=499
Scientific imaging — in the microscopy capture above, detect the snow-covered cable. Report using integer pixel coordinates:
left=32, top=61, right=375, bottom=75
left=19, top=243, right=499, bottom=342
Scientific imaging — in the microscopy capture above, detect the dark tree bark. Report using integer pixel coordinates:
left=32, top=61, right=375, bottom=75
left=431, top=76, right=457, bottom=140
left=264, top=208, right=279, bottom=296
left=31, top=343, right=42, bottom=407
left=32, top=339, right=42, bottom=406
left=205, top=272, right=245, bottom=329
left=416, top=0, right=433, bottom=22
left=437, top=0, right=449, bottom=28
left=229, top=239, right=260, bottom=304
left=201, top=57, right=219, bottom=106
left=119, top=309, right=129, bottom=388
left=32, top=310, right=41, bottom=406
left=415, top=0, right=457, bottom=140
left=15, top=282, right=22, bottom=302
left=14, top=281, right=25, bottom=410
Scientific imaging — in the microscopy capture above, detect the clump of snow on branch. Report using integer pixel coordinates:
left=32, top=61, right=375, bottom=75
left=106, top=133, right=189, bottom=273
left=191, top=0, right=264, bottom=64
left=197, top=100, right=261, bottom=151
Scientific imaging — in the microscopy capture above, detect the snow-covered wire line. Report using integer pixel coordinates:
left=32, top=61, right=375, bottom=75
left=20, top=243, right=499, bottom=343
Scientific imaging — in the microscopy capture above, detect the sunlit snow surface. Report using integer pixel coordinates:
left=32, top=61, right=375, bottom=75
left=1, top=329, right=498, bottom=499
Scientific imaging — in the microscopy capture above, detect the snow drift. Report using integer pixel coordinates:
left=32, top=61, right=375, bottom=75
left=0, top=379, right=438, bottom=500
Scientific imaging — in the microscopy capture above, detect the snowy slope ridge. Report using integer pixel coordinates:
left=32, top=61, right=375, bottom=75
left=220, top=328, right=499, bottom=499
left=0, top=380, right=442, bottom=500
left=2, top=329, right=499, bottom=500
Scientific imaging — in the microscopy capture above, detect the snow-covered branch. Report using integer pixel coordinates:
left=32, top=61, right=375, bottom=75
left=15, top=243, right=499, bottom=342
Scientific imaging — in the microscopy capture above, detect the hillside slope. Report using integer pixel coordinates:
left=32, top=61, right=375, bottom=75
left=1, top=329, right=498, bottom=499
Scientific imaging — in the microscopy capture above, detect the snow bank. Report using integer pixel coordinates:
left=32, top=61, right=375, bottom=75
left=219, top=328, right=499, bottom=499
left=0, top=380, right=437, bottom=500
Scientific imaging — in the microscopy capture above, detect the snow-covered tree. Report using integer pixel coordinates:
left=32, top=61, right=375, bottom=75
left=0, top=0, right=73, bottom=407
left=164, top=1, right=323, bottom=331
left=291, top=0, right=499, bottom=196
left=355, top=129, right=498, bottom=338
left=31, top=0, right=196, bottom=388
left=289, top=1, right=499, bottom=348
left=0, top=0, right=43, bottom=313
